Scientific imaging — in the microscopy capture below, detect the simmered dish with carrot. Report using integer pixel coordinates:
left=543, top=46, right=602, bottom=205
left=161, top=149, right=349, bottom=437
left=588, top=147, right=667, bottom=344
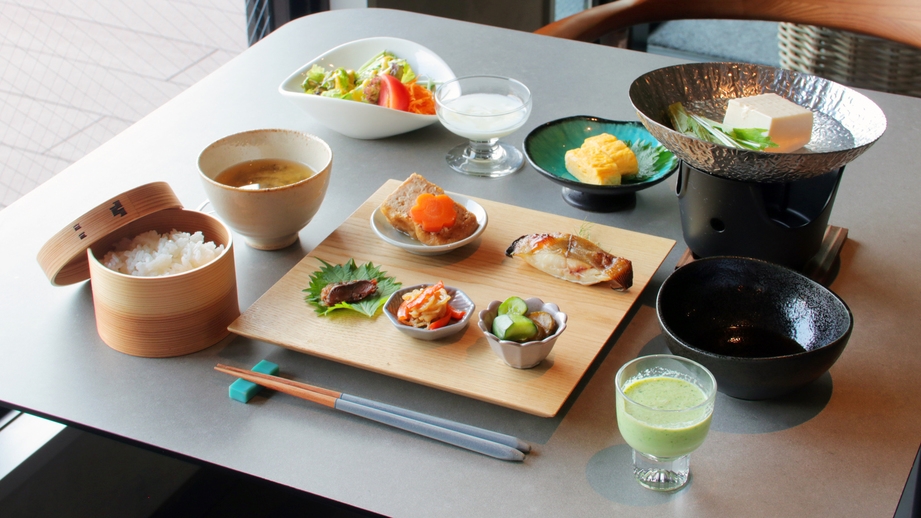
left=380, top=173, right=479, bottom=246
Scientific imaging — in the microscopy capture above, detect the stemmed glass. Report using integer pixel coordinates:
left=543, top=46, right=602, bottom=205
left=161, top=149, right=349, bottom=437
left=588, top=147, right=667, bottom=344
left=615, top=354, right=717, bottom=491
left=435, top=75, right=532, bottom=177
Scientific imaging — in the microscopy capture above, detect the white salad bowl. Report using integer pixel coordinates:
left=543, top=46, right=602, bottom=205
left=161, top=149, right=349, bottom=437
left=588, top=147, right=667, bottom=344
left=370, top=193, right=487, bottom=256
left=478, top=298, right=568, bottom=369
left=384, top=284, right=475, bottom=341
left=279, top=37, right=456, bottom=139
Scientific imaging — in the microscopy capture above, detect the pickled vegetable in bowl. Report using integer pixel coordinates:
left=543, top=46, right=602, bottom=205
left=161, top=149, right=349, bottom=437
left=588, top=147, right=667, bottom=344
left=383, top=284, right=474, bottom=341
left=396, top=281, right=466, bottom=330
left=478, top=297, right=568, bottom=369
left=491, top=296, right=558, bottom=342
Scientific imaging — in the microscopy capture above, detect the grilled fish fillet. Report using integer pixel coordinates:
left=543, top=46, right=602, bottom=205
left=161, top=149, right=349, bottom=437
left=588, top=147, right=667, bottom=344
left=506, top=233, right=633, bottom=290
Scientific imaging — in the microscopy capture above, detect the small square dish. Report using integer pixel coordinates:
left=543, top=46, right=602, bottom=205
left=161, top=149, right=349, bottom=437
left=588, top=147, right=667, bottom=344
left=384, top=284, right=475, bottom=340
left=278, top=37, right=456, bottom=139
left=370, top=192, right=487, bottom=256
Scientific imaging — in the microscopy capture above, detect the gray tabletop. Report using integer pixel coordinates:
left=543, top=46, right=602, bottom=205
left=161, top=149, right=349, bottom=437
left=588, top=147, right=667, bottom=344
left=1, top=8, right=919, bottom=517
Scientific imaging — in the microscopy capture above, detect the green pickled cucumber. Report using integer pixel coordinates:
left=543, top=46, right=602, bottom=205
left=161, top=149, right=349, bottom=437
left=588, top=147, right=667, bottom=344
left=498, top=296, right=528, bottom=316
left=492, top=313, right=538, bottom=342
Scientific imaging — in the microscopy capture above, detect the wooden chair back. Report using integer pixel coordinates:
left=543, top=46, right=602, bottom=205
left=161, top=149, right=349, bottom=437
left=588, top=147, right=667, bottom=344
left=535, top=0, right=921, bottom=50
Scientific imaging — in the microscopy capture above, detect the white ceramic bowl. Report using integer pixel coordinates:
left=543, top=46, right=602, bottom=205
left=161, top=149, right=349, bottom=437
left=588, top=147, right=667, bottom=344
left=478, top=298, right=568, bottom=369
left=384, top=284, right=475, bottom=340
left=278, top=37, right=456, bottom=139
left=198, top=129, right=331, bottom=250
left=370, top=193, right=487, bottom=256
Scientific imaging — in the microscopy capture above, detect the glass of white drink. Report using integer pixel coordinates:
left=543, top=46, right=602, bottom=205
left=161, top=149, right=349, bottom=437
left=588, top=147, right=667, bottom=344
left=615, top=354, right=717, bottom=491
left=435, top=75, right=532, bottom=177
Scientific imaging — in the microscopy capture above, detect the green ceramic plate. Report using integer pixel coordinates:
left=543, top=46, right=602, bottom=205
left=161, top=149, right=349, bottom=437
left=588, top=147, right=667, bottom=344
left=524, top=116, right=678, bottom=211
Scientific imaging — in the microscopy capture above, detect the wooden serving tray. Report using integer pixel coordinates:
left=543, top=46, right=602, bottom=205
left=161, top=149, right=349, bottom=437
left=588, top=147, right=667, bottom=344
left=229, top=180, right=675, bottom=417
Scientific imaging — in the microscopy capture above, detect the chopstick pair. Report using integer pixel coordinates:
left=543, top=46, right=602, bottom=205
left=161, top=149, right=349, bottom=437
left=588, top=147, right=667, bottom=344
left=214, top=364, right=530, bottom=461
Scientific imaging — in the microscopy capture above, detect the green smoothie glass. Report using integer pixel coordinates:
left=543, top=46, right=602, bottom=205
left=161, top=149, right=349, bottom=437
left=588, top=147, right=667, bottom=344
left=615, top=354, right=717, bottom=491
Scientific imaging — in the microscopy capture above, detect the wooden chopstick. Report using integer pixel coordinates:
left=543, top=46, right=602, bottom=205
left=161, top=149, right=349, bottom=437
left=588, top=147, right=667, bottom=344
left=216, top=364, right=338, bottom=408
left=215, top=364, right=528, bottom=461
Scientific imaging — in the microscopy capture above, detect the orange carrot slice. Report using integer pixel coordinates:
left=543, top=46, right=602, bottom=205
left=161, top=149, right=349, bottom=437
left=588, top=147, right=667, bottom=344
left=447, top=306, right=466, bottom=320
left=410, top=194, right=456, bottom=232
left=401, top=281, right=444, bottom=312
left=427, top=313, right=453, bottom=330
left=397, top=301, right=411, bottom=324
left=406, top=81, right=436, bottom=115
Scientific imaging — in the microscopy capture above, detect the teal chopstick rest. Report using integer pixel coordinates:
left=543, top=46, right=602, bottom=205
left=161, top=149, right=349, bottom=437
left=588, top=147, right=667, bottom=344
left=228, top=360, right=279, bottom=403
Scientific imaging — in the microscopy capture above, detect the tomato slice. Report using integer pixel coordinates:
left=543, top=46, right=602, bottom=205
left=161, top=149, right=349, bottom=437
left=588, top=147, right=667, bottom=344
left=378, top=74, right=410, bottom=111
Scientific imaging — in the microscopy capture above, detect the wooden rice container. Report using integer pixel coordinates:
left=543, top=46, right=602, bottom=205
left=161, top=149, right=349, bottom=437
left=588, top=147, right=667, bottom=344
left=37, top=182, right=240, bottom=357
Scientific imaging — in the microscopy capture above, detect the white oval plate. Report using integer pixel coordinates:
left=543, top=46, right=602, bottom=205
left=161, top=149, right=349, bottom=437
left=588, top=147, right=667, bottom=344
left=278, top=37, right=456, bottom=140
left=370, top=192, right=487, bottom=256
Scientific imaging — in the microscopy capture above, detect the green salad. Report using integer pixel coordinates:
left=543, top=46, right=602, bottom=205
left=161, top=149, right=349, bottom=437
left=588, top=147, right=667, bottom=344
left=300, top=50, right=436, bottom=114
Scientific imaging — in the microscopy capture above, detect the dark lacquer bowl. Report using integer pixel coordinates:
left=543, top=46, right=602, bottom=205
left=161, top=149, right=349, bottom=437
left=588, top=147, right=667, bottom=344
left=524, top=116, right=678, bottom=212
left=656, top=256, right=853, bottom=400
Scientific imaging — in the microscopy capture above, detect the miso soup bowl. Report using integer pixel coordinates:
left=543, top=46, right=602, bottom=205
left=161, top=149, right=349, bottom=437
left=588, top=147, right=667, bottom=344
left=656, top=256, right=853, bottom=400
left=198, top=129, right=332, bottom=250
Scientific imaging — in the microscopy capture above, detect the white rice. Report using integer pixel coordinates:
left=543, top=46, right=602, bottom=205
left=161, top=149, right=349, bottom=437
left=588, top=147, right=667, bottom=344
left=103, top=229, right=225, bottom=277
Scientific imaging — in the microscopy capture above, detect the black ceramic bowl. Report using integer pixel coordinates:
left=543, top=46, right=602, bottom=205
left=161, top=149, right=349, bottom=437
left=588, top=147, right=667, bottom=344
left=656, top=256, right=853, bottom=400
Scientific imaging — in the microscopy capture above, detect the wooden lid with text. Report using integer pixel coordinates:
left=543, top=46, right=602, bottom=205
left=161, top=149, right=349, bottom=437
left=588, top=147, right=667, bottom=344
left=36, top=182, right=182, bottom=286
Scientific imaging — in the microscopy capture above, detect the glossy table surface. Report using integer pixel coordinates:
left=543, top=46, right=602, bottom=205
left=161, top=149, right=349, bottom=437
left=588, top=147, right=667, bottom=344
left=1, top=9, right=919, bottom=517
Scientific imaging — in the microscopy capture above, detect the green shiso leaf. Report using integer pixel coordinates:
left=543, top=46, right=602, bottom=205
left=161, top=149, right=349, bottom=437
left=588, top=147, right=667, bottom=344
left=628, top=140, right=676, bottom=178
left=303, top=258, right=401, bottom=318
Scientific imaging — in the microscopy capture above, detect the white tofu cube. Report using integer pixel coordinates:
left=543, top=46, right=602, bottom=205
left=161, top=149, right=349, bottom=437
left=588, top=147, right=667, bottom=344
left=722, top=93, right=814, bottom=153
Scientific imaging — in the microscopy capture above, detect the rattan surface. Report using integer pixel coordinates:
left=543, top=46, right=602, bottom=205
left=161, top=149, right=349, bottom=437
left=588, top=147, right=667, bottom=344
left=780, top=23, right=921, bottom=97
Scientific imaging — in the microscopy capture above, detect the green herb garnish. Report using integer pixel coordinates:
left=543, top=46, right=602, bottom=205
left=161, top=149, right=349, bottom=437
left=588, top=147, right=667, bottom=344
left=667, top=102, right=778, bottom=151
left=303, top=258, right=401, bottom=317
left=628, top=140, right=677, bottom=178
left=576, top=221, right=594, bottom=240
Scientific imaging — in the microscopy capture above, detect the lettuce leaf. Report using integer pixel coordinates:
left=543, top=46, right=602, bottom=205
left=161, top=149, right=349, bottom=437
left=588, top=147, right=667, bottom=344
left=302, top=50, right=422, bottom=99
left=357, top=50, right=391, bottom=80
left=301, top=64, right=327, bottom=94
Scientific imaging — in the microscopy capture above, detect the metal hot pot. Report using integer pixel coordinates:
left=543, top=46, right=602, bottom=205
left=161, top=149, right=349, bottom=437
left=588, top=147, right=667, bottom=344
left=629, top=62, right=886, bottom=270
